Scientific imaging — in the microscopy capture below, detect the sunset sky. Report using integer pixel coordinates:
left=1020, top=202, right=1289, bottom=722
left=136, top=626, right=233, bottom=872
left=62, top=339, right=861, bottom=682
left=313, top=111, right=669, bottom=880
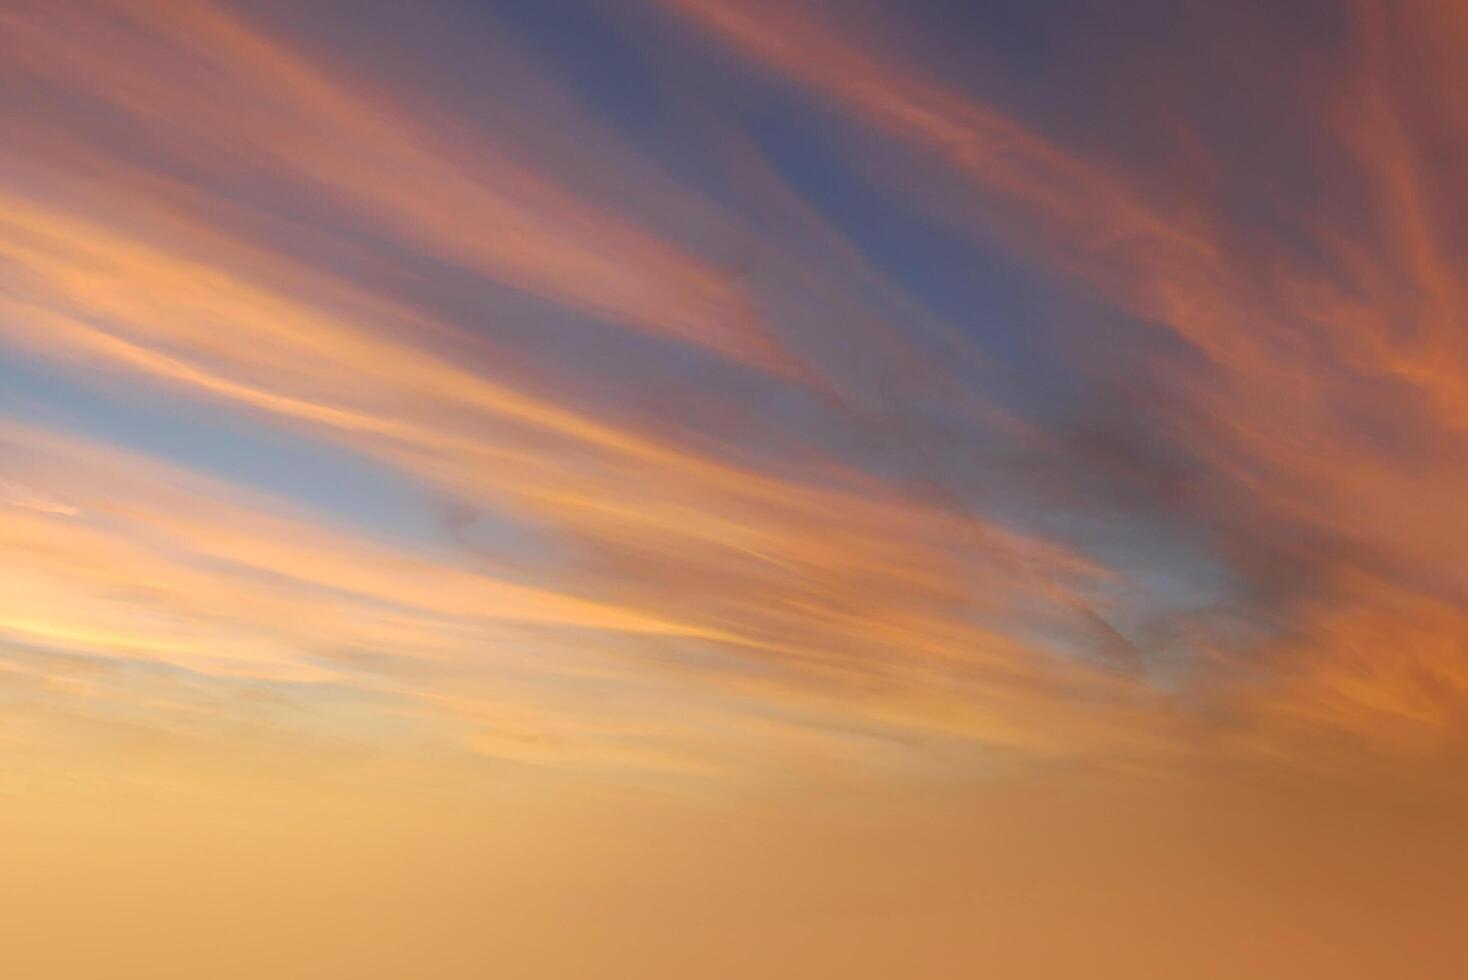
left=4, top=1, right=1468, bottom=976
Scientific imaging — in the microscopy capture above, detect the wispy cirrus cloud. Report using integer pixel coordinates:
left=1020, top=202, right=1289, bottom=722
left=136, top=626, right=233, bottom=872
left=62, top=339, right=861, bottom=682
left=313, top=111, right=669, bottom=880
left=0, top=0, right=808, bottom=374
left=0, top=0, right=1161, bottom=783
left=4, top=0, right=1468, bottom=801
left=654, top=0, right=1468, bottom=776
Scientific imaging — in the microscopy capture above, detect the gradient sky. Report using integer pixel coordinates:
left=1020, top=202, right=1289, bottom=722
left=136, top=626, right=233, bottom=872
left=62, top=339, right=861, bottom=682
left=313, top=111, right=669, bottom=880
left=4, top=1, right=1468, bottom=977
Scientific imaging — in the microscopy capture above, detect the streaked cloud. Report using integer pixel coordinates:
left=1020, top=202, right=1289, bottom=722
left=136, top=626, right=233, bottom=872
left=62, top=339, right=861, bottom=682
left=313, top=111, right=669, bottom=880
left=656, top=0, right=1468, bottom=782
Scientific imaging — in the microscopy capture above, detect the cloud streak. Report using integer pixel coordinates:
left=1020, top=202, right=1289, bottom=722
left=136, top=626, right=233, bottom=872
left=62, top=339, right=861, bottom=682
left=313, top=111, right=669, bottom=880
left=4, top=0, right=1468, bottom=802
left=655, top=0, right=1468, bottom=780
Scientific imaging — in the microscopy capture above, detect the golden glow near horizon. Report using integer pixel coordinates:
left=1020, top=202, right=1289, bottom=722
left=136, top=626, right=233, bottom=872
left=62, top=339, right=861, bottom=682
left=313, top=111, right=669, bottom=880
left=3, top=1, right=1468, bottom=977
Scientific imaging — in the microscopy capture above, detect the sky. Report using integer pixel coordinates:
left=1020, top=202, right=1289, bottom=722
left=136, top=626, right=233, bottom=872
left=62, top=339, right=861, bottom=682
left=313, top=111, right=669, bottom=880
left=3, top=0, right=1468, bottom=976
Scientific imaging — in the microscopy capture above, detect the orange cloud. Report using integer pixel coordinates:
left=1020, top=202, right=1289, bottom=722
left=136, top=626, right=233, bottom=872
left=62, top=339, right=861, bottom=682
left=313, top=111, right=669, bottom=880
left=0, top=0, right=799, bottom=373
left=657, top=0, right=1468, bottom=779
